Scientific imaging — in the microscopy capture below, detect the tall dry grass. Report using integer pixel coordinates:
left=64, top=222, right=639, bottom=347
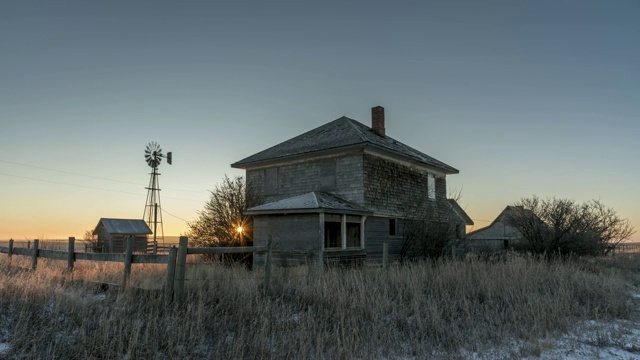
left=0, top=254, right=636, bottom=359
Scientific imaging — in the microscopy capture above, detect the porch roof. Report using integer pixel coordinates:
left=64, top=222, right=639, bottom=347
left=245, top=191, right=373, bottom=216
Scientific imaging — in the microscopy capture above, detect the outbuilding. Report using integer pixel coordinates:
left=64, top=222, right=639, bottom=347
left=92, top=218, right=152, bottom=253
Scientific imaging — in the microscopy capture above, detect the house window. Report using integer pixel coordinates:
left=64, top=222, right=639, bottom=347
left=389, top=218, right=397, bottom=236
left=324, top=214, right=364, bottom=249
left=346, top=222, right=360, bottom=248
left=324, top=216, right=341, bottom=248
left=427, top=173, right=436, bottom=200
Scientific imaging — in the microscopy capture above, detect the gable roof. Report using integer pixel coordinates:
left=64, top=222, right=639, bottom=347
left=231, top=116, right=458, bottom=174
left=466, top=206, right=536, bottom=238
left=93, top=218, right=152, bottom=236
left=244, top=191, right=373, bottom=216
left=447, top=199, right=474, bottom=225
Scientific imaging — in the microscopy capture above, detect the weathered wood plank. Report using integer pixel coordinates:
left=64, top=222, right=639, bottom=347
left=123, top=236, right=134, bottom=285
left=67, top=237, right=75, bottom=270
left=165, top=247, right=177, bottom=301
left=175, top=237, right=188, bottom=300
left=187, top=246, right=268, bottom=255
left=12, top=248, right=33, bottom=256
left=38, top=249, right=68, bottom=261
left=131, top=254, right=170, bottom=264
left=31, top=240, right=39, bottom=270
left=75, top=252, right=125, bottom=262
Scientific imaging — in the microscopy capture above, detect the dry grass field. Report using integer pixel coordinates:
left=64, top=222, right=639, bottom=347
left=0, top=253, right=638, bottom=359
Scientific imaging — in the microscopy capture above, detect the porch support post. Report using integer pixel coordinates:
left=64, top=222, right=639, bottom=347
left=341, top=214, right=347, bottom=249
left=318, top=213, right=325, bottom=264
left=360, top=216, right=367, bottom=249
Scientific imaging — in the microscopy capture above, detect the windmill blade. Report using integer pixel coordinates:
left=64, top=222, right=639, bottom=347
left=167, top=152, right=172, bottom=165
left=144, top=141, right=165, bottom=168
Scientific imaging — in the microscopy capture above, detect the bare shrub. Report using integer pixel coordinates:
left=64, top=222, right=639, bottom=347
left=401, top=194, right=463, bottom=261
left=507, top=196, right=635, bottom=256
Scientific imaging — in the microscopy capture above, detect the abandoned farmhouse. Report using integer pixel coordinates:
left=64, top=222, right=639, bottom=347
left=231, top=106, right=473, bottom=265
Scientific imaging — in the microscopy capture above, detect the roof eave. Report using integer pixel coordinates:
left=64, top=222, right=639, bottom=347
left=231, top=144, right=367, bottom=169
left=245, top=208, right=373, bottom=216
left=232, top=143, right=459, bottom=175
left=365, top=145, right=459, bottom=174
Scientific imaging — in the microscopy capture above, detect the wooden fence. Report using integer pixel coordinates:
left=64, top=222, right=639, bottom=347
left=0, top=236, right=273, bottom=301
left=615, top=242, right=640, bottom=253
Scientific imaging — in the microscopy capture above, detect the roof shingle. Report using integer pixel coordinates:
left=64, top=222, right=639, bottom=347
left=231, top=117, right=458, bottom=173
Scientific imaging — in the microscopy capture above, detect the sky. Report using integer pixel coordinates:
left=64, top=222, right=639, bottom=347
left=1, top=0, right=638, bottom=242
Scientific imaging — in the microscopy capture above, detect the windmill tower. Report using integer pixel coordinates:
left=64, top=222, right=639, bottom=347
left=143, top=141, right=172, bottom=245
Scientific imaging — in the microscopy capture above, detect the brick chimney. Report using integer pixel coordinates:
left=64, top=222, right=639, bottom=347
left=371, top=106, right=385, bottom=136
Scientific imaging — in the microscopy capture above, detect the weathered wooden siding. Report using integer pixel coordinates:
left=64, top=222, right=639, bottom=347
left=247, top=154, right=365, bottom=205
left=363, top=154, right=448, bottom=218
left=253, top=214, right=320, bottom=266
left=108, top=236, right=148, bottom=253
left=246, top=153, right=469, bottom=262
left=466, top=220, right=527, bottom=252
left=364, top=216, right=405, bottom=262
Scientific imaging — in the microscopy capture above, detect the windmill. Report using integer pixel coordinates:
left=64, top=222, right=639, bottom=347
left=143, top=141, right=172, bottom=246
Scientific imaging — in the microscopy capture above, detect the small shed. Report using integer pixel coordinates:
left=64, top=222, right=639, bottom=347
left=92, top=218, right=152, bottom=253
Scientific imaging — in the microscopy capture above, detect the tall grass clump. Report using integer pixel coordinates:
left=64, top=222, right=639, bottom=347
left=0, top=254, right=636, bottom=359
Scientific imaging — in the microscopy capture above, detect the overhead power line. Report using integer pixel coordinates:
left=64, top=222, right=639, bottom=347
left=0, top=159, right=207, bottom=194
left=0, top=172, right=204, bottom=203
left=162, top=208, right=191, bottom=223
left=0, top=172, right=144, bottom=196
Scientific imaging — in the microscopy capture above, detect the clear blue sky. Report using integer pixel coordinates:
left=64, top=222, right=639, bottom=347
left=1, top=0, right=638, bottom=241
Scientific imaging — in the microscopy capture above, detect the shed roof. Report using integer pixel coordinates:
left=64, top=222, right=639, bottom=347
left=245, top=191, right=373, bottom=215
left=93, top=218, right=152, bottom=235
left=231, top=116, right=458, bottom=174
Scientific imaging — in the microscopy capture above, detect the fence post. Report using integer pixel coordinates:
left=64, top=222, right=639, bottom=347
left=123, top=235, right=134, bottom=288
left=7, top=239, right=13, bottom=269
left=153, top=241, right=158, bottom=255
left=67, top=237, right=75, bottom=271
left=27, top=241, right=31, bottom=249
left=174, top=236, right=188, bottom=300
left=382, top=242, right=388, bottom=269
left=165, top=246, right=178, bottom=301
left=263, top=237, right=272, bottom=291
left=31, top=239, right=39, bottom=270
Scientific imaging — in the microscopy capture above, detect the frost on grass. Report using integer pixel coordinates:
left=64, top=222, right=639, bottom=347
left=0, top=255, right=638, bottom=359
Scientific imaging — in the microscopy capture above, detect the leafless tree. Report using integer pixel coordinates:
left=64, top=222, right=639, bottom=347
left=186, top=175, right=263, bottom=258
left=83, top=229, right=102, bottom=253
left=506, top=196, right=635, bottom=256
